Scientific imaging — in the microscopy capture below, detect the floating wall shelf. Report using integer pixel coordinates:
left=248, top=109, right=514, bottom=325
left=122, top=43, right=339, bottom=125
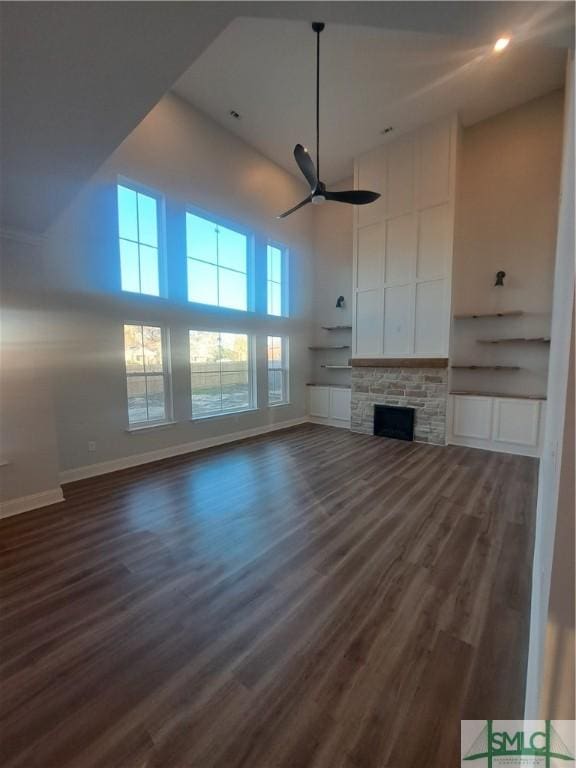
left=453, top=311, right=524, bottom=320
left=308, top=345, right=351, bottom=350
left=307, top=383, right=351, bottom=388
left=321, top=325, right=352, bottom=331
left=476, top=337, right=550, bottom=345
left=321, top=364, right=352, bottom=369
left=451, top=365, right=521, bottom=371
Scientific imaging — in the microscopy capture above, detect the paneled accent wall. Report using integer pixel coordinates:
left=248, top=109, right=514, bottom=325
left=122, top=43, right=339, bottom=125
left=353, top=115, right=459, bottom=358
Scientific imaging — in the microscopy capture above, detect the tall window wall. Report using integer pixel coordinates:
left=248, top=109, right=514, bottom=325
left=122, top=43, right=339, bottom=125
left=116, top=180, right=292, bottom=427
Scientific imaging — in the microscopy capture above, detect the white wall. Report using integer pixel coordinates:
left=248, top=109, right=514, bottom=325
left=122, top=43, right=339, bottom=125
left=42, top=93, right=315, bottom=476
left=525, top=56, right=575, bottom=718
left=0, top=232, right=62, bottom=509
left=452, top=90, right=564, bottom=396
left=539, top=307, right=574, bottom=717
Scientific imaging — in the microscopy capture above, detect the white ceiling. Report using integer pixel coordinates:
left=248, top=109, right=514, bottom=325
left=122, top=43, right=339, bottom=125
left=173, top=16, right=567, bottom=183
left=2, top=2, right=572, bottom=232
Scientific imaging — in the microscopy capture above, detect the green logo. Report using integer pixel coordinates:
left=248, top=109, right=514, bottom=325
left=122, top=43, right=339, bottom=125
left=463, top=720, right=574, bottom=767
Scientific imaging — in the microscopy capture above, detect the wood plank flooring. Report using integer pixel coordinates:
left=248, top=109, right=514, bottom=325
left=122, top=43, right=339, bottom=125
left=0, top=424, right=538, bottom=767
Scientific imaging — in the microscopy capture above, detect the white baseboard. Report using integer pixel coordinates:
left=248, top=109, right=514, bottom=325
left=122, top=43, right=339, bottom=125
left=309, top=417, right=351, bottom=430
left=0, top=488, right=65, bottom=519
left=448, top=436, right=540, bottom=457
left=60, top=417, right=310, bottom=484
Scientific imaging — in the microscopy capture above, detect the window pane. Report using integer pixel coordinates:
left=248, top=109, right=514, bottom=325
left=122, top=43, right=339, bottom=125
left=118, top=186, right=138, bottom=241
left=269, top=281, right=282, bottom=316
left=127, top=376, right=147, bottom=424
left=268, top=246, right=282, bottom=282
left=146, top=375, right=166, bottom=421
left=190, top=331, right=251, bottom=417
left=188, top=260, right=218, bottom=305
left=187, top=213, right=217, bottom=264
left=139, top=245, right=159, bottom=296
left=268, top=370, right=283, bottom=403
left=124, top=325, right=144, bottom=373
left=120, top=239, right=140, bottom=293
left=220, top=333, right=248, bottom=363
left=191, top=371, right=221, bottom=416
left=219, top=268, right=247, bottom=311
left=268, top=336, right=282, bottom=366
left=142, top=326, right=163, bottom=373
left=137, top=192, right=158, bottom=247
left=189, top=331, right=220, bottom=364
left=218, top=226, right=247, bottom=272
left=221, top=371, right=249, bottom=411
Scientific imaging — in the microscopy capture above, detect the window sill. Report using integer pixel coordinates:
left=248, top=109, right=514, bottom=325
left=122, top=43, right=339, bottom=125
left=190, top=407, right=258, bottom=422
left=269, top=402, right=290, bottom=408
left=126, top=420, right=177, bottom=433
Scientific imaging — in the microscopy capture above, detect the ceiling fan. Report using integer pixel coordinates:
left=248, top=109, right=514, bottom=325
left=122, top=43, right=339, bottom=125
left=277, top=22, right=381, bottom=219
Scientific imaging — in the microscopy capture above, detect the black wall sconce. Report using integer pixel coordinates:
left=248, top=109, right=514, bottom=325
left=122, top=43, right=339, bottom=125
left=495, top=271, right=506, bottom=287
left=336, top=295, right=345, bottom=308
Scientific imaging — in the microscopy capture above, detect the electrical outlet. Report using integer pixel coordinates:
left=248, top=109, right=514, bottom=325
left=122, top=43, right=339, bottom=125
left=88, top=441, right=96, bottom=452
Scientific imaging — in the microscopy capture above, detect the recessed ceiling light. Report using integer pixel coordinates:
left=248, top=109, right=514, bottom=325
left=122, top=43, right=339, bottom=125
left=494, top=37, right=510, bottom=53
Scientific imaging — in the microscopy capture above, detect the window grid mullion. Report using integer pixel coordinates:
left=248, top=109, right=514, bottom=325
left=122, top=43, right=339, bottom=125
left=135, top=193, right=142, bottom=293
left=218, top=332, right=223, bottom=412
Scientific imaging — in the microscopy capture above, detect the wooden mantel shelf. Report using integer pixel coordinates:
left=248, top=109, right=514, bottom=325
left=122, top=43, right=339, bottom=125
left=350, top=358, right=449, bottom=369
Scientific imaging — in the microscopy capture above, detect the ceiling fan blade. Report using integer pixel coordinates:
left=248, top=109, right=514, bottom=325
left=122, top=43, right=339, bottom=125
left=294, top=144, right=318, bottom=190
left=276, top=195, right=312, bottom=219
left=324, top=190, right=381, bottom=205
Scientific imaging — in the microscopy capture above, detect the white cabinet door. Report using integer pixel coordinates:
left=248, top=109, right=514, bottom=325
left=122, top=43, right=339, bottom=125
left=493, top=399, right=540, bottom=446
left=417, top=118, right=452, bottom=208
left=357, top=222, right=384, bottom=290
left=309, top=387, right=330, bottom=419
left=386, top=135, right=415, bottom=218
left=383, top=284, right=412, bottom=355
left=452, top=396, right=493, bottom=440
left=414, top=279, right=446, bottom=355
left=449, top=395, right=544, bottom=456
left=355, top=289, right=382, bottom=355
left=330, top=388, right=351, bottom=423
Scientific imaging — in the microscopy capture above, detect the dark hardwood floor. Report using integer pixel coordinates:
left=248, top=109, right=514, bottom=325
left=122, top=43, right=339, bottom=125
left=0, top=424, right=538, bottom=768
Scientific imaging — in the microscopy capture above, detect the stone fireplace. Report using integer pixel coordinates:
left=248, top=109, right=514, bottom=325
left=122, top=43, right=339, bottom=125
left=350, top=358, right=449, bottom=445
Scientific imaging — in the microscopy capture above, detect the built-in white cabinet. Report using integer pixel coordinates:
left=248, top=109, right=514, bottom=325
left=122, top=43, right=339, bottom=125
left=353, top=115, right=459, bottom=358
left=448, top=394, right=545, bottom=456
left=308, top=386, right=351, bottom=429
left=309, top=386, right=330, bottom=419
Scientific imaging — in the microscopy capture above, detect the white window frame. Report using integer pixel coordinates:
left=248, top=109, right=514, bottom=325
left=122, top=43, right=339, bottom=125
left=267, top=335, right=290, bottom=406
left=117, top=177, right=166, bottom=297
left=189, top=329, right=256, bottom=420
left=267, top=241, right=289, bottom=317
left=123, top=323, right=173, bottom=427
left=185, top=206, right=254, bottom=313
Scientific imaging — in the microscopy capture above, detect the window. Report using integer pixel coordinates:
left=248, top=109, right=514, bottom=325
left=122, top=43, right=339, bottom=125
left=117, top=183, right=162, bottom=296
left=267, top=243, right=287, bottom=316
left=124, top=325, right=170, bottom=425
left=186, top=213, right=248, bottom=311
left=189, top=331, right=253, bottom=418
left=267, top=336, right=289, bottom=405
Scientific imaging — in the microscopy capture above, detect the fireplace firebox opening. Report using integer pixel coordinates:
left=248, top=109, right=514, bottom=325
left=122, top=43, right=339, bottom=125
left=374, top=404, right=415, bottom=441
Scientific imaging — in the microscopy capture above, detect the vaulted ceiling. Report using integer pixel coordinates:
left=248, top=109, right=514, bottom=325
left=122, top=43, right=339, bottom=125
left=174, top=16, right=568, bottom=184
left=1, top=1, right=573, bottom=233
